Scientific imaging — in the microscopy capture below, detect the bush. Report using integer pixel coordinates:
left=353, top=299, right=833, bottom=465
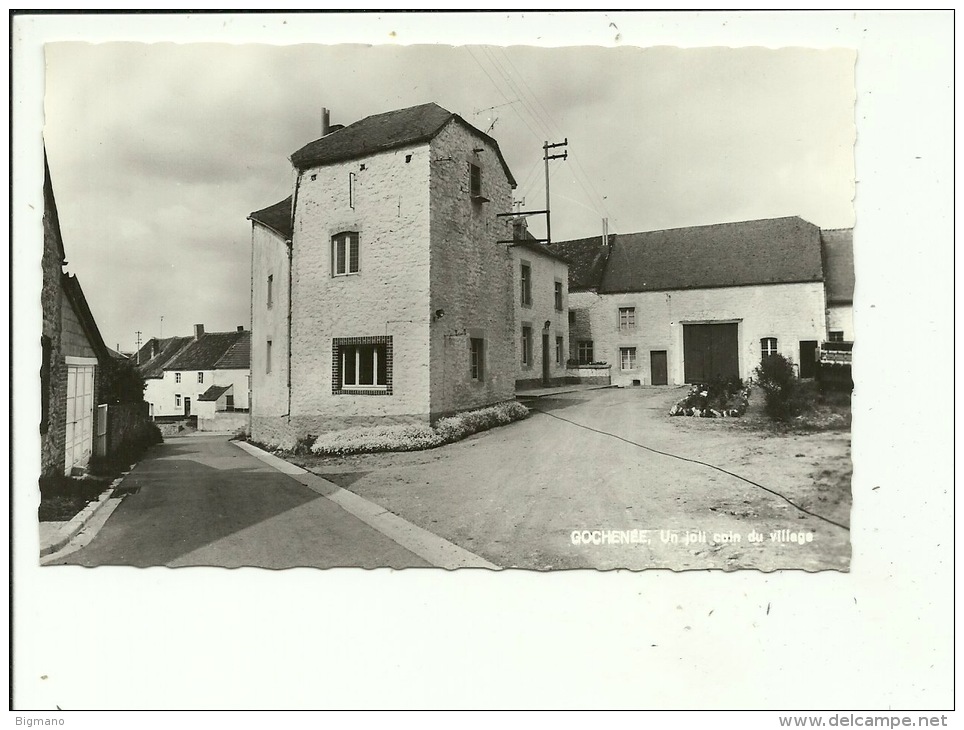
left=310, top=401, right=530, bottom=455
left=670, top=376, right=749, bottom=417
left=89, top=420, right=162, bottom=476
left=754, top=354, right=807, bottom=421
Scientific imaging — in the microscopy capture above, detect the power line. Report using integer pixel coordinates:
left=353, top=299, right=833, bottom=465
left=528, top=405, right=850, bottom=533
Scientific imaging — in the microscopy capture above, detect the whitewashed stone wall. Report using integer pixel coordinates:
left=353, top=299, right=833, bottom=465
left=512, top=247, right=570, bottom=387
left=288, top=142, right=432, bottom=434
left=573, top=282, right=828, bottom=386
left=428, top=120, right=517, bottom=417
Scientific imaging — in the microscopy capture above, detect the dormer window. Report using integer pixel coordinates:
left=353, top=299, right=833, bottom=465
left=332, top=232, right=360, bottom=276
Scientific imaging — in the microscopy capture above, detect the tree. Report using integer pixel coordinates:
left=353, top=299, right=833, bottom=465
left=100, top=358, right=147, bottom=404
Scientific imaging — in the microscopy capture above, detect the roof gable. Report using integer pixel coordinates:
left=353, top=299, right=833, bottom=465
left=249, top=196, right=293, bottom=240
left=821, top=228, right=855, bottom=304
left=61, top=274, right=110, bottom=363
left=599, top=217, right=824, bottom=294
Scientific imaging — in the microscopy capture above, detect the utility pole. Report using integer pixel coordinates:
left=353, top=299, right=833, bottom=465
left=543, top=139, right=568, bottom=245
left=160, top=315, right=164, bottom=339
left=135, top=330, right=142, bottom=351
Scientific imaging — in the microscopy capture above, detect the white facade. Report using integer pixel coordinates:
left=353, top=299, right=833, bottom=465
left=568, top=281, right=828, bottom=387
left=511, top=245, right=569, bottom=387
left=145, top=367, right=249, bottom=418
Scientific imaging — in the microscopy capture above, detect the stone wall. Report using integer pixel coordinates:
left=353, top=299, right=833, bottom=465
left=577, top=282, right=828, bottom=386
left=250, top=222, right=290, bottom=429
left=288, top=141, right=432, bottom=434
left=40, top=190, right=65, bottom=477
left=106, top=401, right=151, bottom=454
left=428, top=119, right=516, bottom=419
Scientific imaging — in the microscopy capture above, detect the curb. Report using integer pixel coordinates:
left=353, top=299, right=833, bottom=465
left=232, top=440, right=500, bottom=570
left=39, top=473, right=127, bottom=557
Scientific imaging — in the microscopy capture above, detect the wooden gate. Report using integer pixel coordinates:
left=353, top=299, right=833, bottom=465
left=65, top=362, right=95, bottom=474
left=683, top=323, right=739, bottom=383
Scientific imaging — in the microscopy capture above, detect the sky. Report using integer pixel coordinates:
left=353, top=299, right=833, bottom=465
left=42, top=28, right=855, bottom=354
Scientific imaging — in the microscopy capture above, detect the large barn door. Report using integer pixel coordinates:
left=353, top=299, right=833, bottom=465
left=683, top=323, right=739, bottom=383
left=65, top=363, right=96, bottom=474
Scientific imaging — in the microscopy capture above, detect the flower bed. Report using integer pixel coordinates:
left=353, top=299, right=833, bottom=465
left=669, top=378, right=750, bottom=418
left=310, top=401, right=530, bottom=455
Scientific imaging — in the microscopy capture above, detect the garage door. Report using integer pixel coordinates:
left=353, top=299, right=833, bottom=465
left=683, top=323, right=739, bottom=383
left=65, top=363, right=95, bottom=474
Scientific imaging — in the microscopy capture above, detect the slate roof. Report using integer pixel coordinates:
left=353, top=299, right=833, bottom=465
left=547, top=234, right=615, bottom=292
left=249, top=196, right=293, bottom=240
left=821, top=228, right=855, bottom=304
left=215, top=330, right=251, bottom=370
left=165, top=330, right=251, bottom=371
left=197, top=384, right=232, bottom=402
left=289, top=102, right=516, bottom=186
left=135, top=336, right=194, bottom=379
left=552, top=217, right=824, bottom=294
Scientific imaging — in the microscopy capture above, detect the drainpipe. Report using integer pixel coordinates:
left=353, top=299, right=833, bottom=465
left=286, top=170, right=302, bottom=422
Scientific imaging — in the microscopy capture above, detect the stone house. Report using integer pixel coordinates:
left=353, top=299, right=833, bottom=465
left=135, top=325, right=250, bottom=419
left=550, top=216, right=835, bottom=386
left=249, top=102, right=519, bottom=447
left=510, top=234, right=571, bottom=389
left=41, top=154, right=113, bottom=477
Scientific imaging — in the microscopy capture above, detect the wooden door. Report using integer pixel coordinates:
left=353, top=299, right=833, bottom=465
left=683, top=323, right=739, bottom=383
left=650, top=350, right=668, bottom=385
left=65, top=363, right=95, bottom=474
left=541, top=332, right=550, bottom=385
left=799, top=340, right=818, bottom=379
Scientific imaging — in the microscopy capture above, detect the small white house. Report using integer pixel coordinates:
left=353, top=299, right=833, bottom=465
left=137, top=325, right=251, bottom=419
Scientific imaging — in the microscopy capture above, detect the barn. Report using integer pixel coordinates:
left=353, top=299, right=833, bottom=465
left=553, top=216, right=830, bottom=386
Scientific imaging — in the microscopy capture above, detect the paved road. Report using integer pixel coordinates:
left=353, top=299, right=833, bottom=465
left=48, top=434, right=430, bottom=569
left=299, top=387, right=852, bottom=571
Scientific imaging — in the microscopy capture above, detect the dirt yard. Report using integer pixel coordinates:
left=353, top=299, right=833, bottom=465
left=287, top=386, right=852, bottom=572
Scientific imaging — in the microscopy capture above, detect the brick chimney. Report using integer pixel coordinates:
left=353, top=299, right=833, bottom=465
left=194, top=324, right=204, bottom=340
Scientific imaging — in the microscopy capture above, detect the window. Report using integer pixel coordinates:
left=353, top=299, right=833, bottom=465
left=829, top=331, right=844, bottom=342
left=332, top=231, right=360, bottom=276
left=225, top=395, right=235, bottom=412
left=554, top=281, right=563, bottom=311
left=521, top=326, right=532, bottom=367
left=470, top=338, right=485, bottom=380
left=332, top=336, right=393, bottom=395
left=556, top=336, right=564, bottom=365
left=198, top=372, right=204, bottom=384
left=175, top=372, right=182, bottom=383
left=520, top=263, right=532, bottom=306
left=267, top=274, right=274, bottom=308
left=620, top=347, right=637, bottom=371
left=619, top=307, right=636, bottom=331
left=761, top=337, right=778, bottom=359
left=469, top=163, right=482, bottom=198
left=568, top=310, right=576, bottom=325
left=578, top=340, right=594, bottom=365
left=266, top=340, right=273, bottom=374
left=175, top=394, right=182, bottom=407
